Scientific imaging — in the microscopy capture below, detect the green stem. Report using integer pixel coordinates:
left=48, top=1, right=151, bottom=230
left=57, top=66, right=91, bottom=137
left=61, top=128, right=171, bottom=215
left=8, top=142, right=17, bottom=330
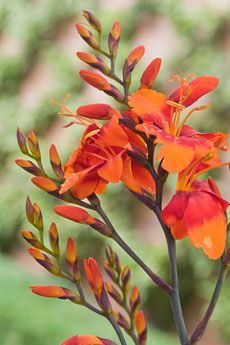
left=189, top=257, right=226, bottom=344
left=153, top=205, right=189, bottom=345
left=95, top=204, right=173, bottom=294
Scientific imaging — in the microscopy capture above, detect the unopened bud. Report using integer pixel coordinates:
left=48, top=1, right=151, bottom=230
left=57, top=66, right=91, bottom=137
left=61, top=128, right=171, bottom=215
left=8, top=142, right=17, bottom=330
left=108, top=21, right=120, bottom=57
left=82, top=11, right=102, bottom=33
left=28, top=129, right=41, bottom=160
left=15, top=159, right=46, bottom=177
left=75, top=24, right=99, bottom=50
left=17, top=127, right=29, bottom=155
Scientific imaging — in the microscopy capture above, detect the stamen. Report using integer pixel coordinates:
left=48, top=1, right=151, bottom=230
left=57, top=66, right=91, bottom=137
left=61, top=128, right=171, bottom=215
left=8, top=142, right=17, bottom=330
left=177, top=105, right=210, bottom=136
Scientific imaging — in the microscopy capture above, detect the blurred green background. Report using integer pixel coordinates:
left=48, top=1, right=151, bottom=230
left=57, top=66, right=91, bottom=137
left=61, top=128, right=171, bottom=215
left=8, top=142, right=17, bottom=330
left=0, top=0, right=229, bottom=344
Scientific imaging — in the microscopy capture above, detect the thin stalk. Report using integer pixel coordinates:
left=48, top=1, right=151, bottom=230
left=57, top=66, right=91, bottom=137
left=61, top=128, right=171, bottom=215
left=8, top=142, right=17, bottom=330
left=189, top=257, right=226, bottom=344
left=95, top=204, right=172, bottom=294
left=107, top=314, right=128, bottom=345
left=154, top=204, right=189, bottom=345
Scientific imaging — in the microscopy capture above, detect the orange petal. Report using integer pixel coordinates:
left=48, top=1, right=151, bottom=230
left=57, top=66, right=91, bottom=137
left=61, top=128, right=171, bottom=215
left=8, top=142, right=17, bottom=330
left=97, top=154, right=123, bottom=183
left=128, top=89, right=167, bottom=116
left=185, top=191, right=227, bottom=259
left=156, top=141, right=194, bottom=173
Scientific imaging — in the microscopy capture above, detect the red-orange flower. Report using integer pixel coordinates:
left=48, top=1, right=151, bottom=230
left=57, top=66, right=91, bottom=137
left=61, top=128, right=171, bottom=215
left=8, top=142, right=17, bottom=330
left=60, top=115, right=155, bottom=198
left=162, top=159, right=229, bottom=259
left=132, top=75, right=224, bottom=173
left=61, top=335, right=117, bottom=345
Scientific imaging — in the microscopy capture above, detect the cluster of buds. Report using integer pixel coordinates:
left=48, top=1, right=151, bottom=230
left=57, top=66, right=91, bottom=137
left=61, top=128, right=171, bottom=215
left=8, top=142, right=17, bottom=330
left=104, top=247, right=147, bottom=345
left=20, top=197, right=147, bottom=345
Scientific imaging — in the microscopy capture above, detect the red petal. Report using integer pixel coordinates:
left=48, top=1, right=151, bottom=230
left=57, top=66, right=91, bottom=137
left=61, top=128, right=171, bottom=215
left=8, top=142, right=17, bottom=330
left=184, top=191, right=227, bottom=259
left=169, top=76, right=219, bottom=107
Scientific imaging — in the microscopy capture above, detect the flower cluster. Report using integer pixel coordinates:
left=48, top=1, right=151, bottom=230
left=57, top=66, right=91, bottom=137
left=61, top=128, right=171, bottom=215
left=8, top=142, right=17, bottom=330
left=16, top=10, right=229, bottom=345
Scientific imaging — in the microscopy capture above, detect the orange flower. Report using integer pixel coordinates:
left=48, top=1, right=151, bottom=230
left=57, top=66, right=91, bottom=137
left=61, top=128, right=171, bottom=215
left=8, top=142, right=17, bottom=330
left=61, top=335, right=116, bottom=345
left=60, top=115, right=155, bottom=198
left=162, top=159, right=229, bottom=259
left=132, top=74, right=224, bottom=173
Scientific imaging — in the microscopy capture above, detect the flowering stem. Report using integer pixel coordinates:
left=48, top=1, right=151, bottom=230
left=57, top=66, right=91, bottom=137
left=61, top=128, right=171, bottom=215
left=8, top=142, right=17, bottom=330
left=153, top=204, right=189, bottom=345
left=94, top=203, right=173, bottom=294
left=189, top=257, right=226, bottom=344
left=107, top=313, right=128, bottom=345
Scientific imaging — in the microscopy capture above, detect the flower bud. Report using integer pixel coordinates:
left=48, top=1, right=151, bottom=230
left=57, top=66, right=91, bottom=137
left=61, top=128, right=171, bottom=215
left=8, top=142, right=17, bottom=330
left=15, top=159, right=46, bottom=177
left=21, top=230, right=43, bottom=249
left=54, top=205, right=96, bottom=225
left=17, top=127, right=29, bottom=155
left=26, top=196, right=34, bottom=224
left=140, top=57, right=161, bottom=89
left=103, top=259, right=117, bottom=281
left=123, top=46, right=145, bottom=83
left=108, top=20, right=120, bottom=57
left=28, top=129, right=41, bottom=160
left=77, top=103, right=115, bottom=120
left=82, top=11, right=102, bottom=33
left=77, top=52, right=110, bottom=75
left=75, top=24, right=99, bottom=50
left=33, top=203, right=44, bottom=231
left=113, top=311, right=130, bottom=332
left=105, top=282, right=123, bottom=304
left=135, top=310, right=147, bottom=345
left=28, top=248, right=61, bottom=275
left=121, top=265, right=131, bottom=293
left=79, top=70, right=124, bottom=103
left=31, top=285, right=81, bottom=304
left=130, top=285, right=140, bottom=317
left=49, top=144, right=64, bottom=180
left=66, top=237, right=80, bottom=280
left=49, top=223, right=60, bottom=255
left=32, top=177, right=59, bottom=193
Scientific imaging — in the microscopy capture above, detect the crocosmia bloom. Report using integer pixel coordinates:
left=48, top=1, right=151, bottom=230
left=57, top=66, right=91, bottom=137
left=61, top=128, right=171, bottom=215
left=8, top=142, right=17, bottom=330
left=60, top=115, right=155, bottom=198
left=132, top=74, right=226, bottom=173
left=162, top=159, right=229, bottom=259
